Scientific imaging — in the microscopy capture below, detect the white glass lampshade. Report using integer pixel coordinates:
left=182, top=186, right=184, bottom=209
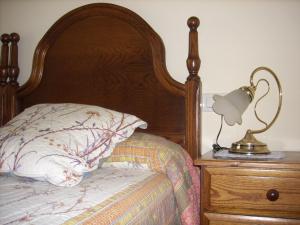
left=212, top=88, right=252, bottom=126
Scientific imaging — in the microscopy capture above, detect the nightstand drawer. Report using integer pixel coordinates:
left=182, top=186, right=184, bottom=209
left=204, top=212, right=300, bottom=225
left=203, top=167, right=300, bottom=218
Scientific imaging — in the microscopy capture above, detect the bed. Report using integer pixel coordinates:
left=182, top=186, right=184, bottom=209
left=0, top=3, right=201, bottom=225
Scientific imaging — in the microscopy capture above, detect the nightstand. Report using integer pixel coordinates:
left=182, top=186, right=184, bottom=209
left=194, top=151, right=300, bottom=225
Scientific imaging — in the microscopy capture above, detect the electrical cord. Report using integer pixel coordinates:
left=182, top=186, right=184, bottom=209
left=212, top=115, right=230, bottom=152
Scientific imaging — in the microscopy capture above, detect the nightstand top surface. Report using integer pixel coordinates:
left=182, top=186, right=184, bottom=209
left=194, top=151, right=300, bottom=170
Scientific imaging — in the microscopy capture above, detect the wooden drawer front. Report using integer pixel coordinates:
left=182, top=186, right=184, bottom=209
left=203, top=167, right=300, bottom=218
left=204, top=212, right=300, bottom=225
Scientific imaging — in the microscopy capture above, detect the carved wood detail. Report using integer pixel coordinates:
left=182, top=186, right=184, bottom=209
left=8, top=33, right=20, bottom=86
left=0, top=34, right=10, bottom=86
left=0, top=33, right=19, bottom=126
left=186, top=16, right=201, bottom=158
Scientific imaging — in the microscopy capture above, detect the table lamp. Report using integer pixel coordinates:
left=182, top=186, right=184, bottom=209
left=212, top=67, right=282, bottom=154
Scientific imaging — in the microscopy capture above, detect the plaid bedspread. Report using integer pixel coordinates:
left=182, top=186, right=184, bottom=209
left=105, top=132, right=200, bottom=225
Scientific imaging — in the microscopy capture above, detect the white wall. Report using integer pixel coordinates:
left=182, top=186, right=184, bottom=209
left=1, top=0, right=299, bottom=154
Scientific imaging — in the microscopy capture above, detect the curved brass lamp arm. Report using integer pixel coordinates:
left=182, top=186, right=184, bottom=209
left=249, top=67, right=283, bottom=134
left=253, top=78, right=270, bottom=128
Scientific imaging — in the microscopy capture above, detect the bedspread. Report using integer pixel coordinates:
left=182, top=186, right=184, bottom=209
left=0, top=168, right=179, bottom=225
left=0, top=132, right=200, bottom=225
left=104, top=132, right=200, bottom=225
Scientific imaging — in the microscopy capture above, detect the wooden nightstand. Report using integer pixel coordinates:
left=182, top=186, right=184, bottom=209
left=194, top=151, right=300, bottom=225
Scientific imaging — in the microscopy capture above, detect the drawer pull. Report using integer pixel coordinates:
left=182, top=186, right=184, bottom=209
left=266, top=189, right=279, bottom=201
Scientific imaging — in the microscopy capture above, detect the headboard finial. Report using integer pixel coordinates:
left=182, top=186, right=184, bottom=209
left=0, top=33, right=10, bottom=43
left=10, top=33, right=20, bottom=42
left=187, top=16, right=200, bottom=31
left=186, top=16, right=200, bottom=80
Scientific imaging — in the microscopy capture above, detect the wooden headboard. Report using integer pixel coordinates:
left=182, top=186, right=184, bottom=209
left=0, top=3, right=201, bottom=159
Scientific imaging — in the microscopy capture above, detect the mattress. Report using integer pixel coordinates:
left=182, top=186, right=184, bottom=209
left=0, top=167, right=180, bottom=225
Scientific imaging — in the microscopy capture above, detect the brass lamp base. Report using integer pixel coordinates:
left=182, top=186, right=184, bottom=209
left=229, top=131, right=270, bottom=154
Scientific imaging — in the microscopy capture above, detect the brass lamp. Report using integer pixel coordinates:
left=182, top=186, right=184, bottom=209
left=212, top=67, right=283, bottom=154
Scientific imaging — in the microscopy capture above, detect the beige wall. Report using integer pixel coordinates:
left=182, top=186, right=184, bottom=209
left=1, top=0, right=299, bottom=154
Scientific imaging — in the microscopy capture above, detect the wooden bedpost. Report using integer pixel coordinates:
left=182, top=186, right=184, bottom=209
left=8, top=33, right=20, bottom=86
left=186, top=17, right=202, bottom=159
left=0, top=33, right=19, bottom=126
left=0, top=33, right=11, bottom=126
left=6, top=33, right=20, bottom=123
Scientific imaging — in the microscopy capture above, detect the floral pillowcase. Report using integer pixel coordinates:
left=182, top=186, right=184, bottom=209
left=0, top=103, right=147, bottom=186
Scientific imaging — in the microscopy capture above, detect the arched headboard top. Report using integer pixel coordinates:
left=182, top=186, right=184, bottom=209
left=2, top=3, right=201, bottom=158
left=21, top=3, right=184, bottom=96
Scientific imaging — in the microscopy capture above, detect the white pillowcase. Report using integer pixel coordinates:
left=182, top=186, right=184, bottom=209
left=0, top=103, right=147, bottom=186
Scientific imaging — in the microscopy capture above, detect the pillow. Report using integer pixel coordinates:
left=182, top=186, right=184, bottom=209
left=0, top=103, right=147, bottom=186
